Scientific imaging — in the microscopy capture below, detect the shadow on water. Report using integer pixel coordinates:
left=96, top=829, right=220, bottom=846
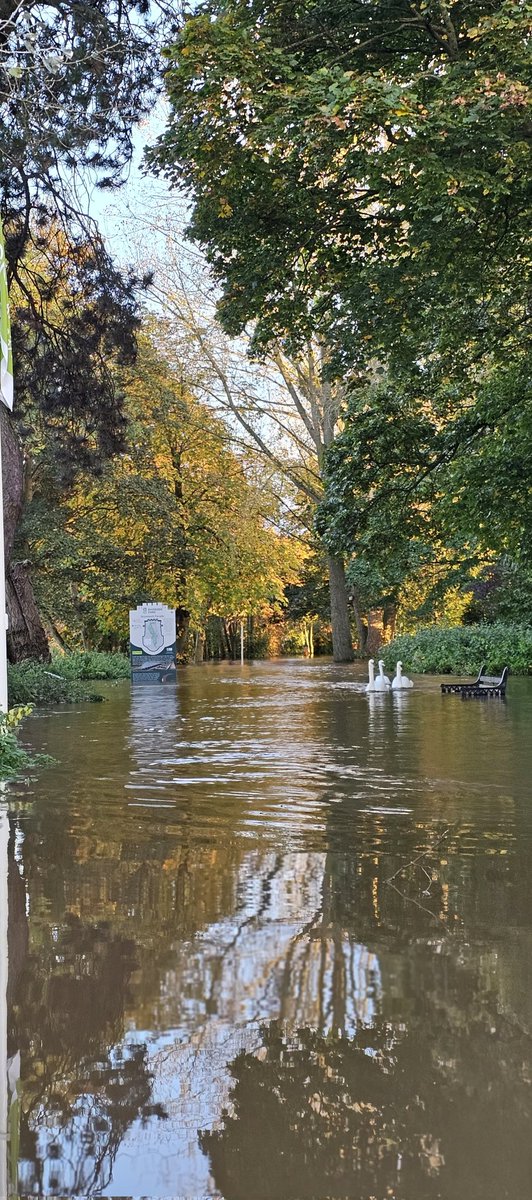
left=2, top=659, right=532, bottom=1198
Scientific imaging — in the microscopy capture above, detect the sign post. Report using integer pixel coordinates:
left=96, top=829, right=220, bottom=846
left=129, top=603, right=177, bottom=685
left=0, top=218, right=14, bottom=714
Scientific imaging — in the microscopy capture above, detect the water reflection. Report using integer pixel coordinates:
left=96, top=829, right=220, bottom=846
left=1, top=800, right=25, bottom=1200
left=3, top=662, right=532, bottom=1197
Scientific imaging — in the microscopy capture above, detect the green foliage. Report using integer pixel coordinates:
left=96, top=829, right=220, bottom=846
left=8, top=650, right=131, bottom=709
left=1, top=0, right=169, bottom=664
left=381, top=624, right=532, bottom=676
left=318, top=360, right=532, bottom=630
left=24, top=329, right=298, bottom=653
left=283, top=553, right=331, bottom=624
left=51, top=651, right=130, bottom=681
left=153, top=0, right=531, bottom=636
left=8, top=662, right=103, bottom=706
left=3, top=704, right=32, bottom=729
left=0, top=706, right=53, bottom=779
left=153, top=0, right=531, bottom=369
left=3, top=0, right=165, bottom=508
left=463, top=561, right=532, bottom=624
left=321, top=366, right=532, bottom=568
left=396, top=574, right=473, bottom=634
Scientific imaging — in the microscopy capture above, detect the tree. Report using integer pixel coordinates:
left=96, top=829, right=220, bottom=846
left=127, top=222, right=355, bottom=658
left=24, top=329, right=299, bottom=655
left=152, top=0, right=530, bottom=367
left=152, top=0, right=531, bottom=626
left=4, top=227, right=149, bottom=659
left=0, top=0, right=171, bottom=659
left=1, top=0, right=166, bottom=256
left=318, top=362, right=532, bottom=622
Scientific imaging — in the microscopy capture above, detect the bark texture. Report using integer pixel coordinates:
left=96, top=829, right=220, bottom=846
left=366, top=608, right=383, bottom=656
left=6, top=563, right=50, bottom=661
left=327, top=554, right=354, bottom=662
left=1, top=406, right=50, bottom=662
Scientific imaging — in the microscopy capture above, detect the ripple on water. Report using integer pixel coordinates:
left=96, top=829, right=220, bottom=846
left=7, top=664, right=532, bottom=1200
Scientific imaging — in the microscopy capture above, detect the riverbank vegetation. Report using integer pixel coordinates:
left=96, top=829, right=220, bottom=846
left=0, top=706, right=53, bottom=778
left=381, top=625, right=532, bottom=678
left=8, top=652, right=130, bottom=707
left=1, top=0, right=530, bottom=678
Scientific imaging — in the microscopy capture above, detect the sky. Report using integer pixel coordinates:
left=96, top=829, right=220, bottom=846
left=87, top=106, right=178, bottom=264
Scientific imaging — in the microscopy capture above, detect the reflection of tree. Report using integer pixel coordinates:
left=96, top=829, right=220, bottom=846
left=202, top=992, right=532, bottom=1200
left=9, top=675, right=532, bottom=1196
left=201, top=1020, right=438, bottom=1200
left=7, top=817, right=28, bottom=1053
left=11, top=914, right=154, bottom=1196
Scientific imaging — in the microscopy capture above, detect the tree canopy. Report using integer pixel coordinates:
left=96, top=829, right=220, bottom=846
left=151, top=0, right=532, bottom=633
left=153, top=0, right=531, bottom=368
left=24, top=327, right=301, bottom=651
left=0, top=0, right=173, bottom=657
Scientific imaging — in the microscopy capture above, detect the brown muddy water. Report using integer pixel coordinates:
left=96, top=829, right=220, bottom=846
left=2, top=658, right=532, bottom=1200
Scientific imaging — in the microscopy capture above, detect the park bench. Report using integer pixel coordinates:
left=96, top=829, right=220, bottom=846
left=441, top=664, right=509, bottom=698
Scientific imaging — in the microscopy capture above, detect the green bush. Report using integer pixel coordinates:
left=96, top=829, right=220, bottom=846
left=51, top=650, right=130, bottom=681
left=8, top=661, right=102, bottom=706
left=381, top=623, right=532, bottom=676
left=7, top=651, right=130, bottom=706
left=0, top=706, right=54, bottom=779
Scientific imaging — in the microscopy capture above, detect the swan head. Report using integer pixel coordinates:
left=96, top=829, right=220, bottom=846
left=378, top=659, right=385, bottom=670
left=397, top=661, right=402, bottom=669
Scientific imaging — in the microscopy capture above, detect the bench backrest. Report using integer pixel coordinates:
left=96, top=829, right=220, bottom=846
left=479, top=667, right=508, bottom=688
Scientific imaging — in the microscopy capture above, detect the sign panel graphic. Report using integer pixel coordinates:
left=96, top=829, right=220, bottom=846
left=129, top=603, right=177, bottom=685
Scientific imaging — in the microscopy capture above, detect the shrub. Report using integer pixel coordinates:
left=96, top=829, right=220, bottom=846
left=380, top=623, right=532, bottom=676
left=51, top=650, right=130, bottom=680
left=7, top=651, right=130, bottom=706
left=0, top=706, right=54, bottom=779
left=8, top=661, right=102, bottom=706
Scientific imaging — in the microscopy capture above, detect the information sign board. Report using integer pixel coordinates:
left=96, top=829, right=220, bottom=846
left=129, top=603, right=177, bottom=685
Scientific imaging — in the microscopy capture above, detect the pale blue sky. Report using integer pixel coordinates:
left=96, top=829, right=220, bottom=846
left=88, top=106, right=175, bottom=262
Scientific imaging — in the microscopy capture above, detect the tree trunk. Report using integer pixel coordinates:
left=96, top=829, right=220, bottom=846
left=194, top=629, right=205, bottom=663
left=383, top=601, right=397, bottom=641
left=220, top=618, right=232, bottom=660
left=351, top=593, right=367, bottom=654
left=303, top=619, right=315, bottom=658
left=366, top=608, right=383, bottom=656
left=6, top=563, right=50, bottom=661
left=175, top=605, right=190, bottom=661
left=326, top=554, right=354, bottom=662
left=1, top=407, right=50, bottom=663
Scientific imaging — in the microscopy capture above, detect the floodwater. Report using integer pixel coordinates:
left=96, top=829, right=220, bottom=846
left=2, top=658, right=532, bottom=1200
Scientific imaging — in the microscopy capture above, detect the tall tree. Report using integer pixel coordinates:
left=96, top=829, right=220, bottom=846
left=25, top=329, right=298, bottom=654
left=318, top=361, right=532, bottom=617
left=4, top=228, right=147, bottom=659
left=129, top=223, right=355, bottom=659
left=0, top=0, right=170, bottom=658
left=152, top=0, right=530, bottom=366
left=152, top=0, right=531, bottom=624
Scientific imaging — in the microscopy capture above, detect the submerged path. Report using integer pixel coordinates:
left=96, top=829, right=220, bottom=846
left=4, top=658, right=532, bottom=1199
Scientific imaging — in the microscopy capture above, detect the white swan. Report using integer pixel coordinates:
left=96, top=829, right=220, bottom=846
left=366, top=658, right=376, bottom=692
left=391, top=660, right=414, bottom=690
left=374, top=659, right=391, bottom=690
